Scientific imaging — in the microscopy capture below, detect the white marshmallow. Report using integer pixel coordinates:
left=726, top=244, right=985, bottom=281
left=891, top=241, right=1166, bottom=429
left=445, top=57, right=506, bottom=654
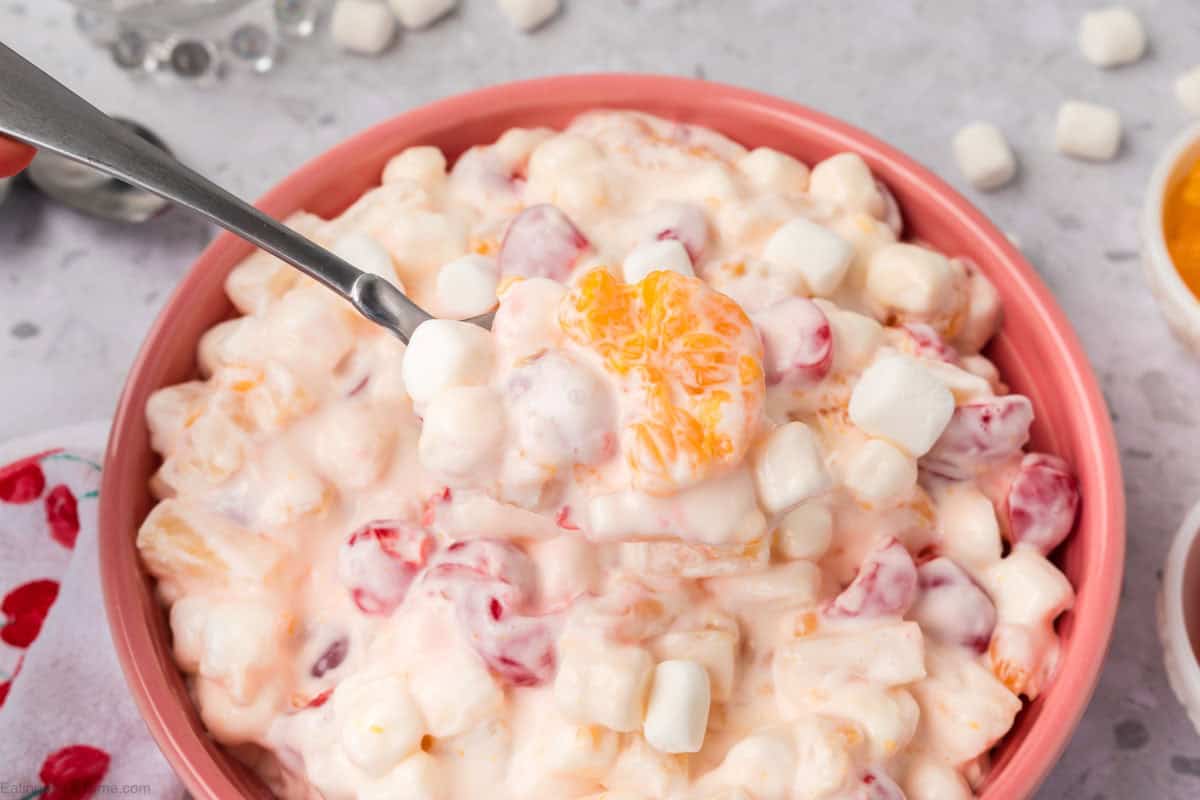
left=401, top=318, right=494, bottom=412
left=622, top=239, right=695, bottom=284
left=335, top=673, right=425, bottom=777
left=738, top=147, right=810, bottom=194
left=1175, top=66, right=1200, bottom=116
left=952, top=122, right=1017, bottom=190
left=848, top=356, right=955, bottom=457
left=435, top=254, right=499, bottom=319
left=331, top=0, right=398, bottom=55
left=1079, top=7, right=1146, bottom=67
left=814, top=685, right=919, bottom=762
left=808, top=152, right=884, bottom=217
left=752, top=422, right=832, bottom=514
left=554, top=636, right=653, bottom=732
left=652, top=629, right=738, bottom=702
left=791, top=716, right=857, bottom=798
left=982, top=549, right=1075, bottom=628
left=643, top=660, right=711, bottom=754
left=705, top=561, right=823, bottom=610
left=418, top=386, right=505, bottom=480
left=359, top=753, right=445, bottom=800
left=773, top=623, right=926, bottom=702
left=954, top=262, right=1002, bottom=354
left=332, top=231, right=401, bottom=286
left=497, top=0, right=560, bottom=31
left=762, top=217, right=854, bottom=296
left=198, top=602, right=282, bottom=704
left=816, top=301, right=884, bottom=373
left=389, top=0, right=455, bottom=29
left=606, top=736, right=688, bottom=798
left=509, top=706, right=620, bottom=796
left=774, top=502, right=834, bottom=561
left=844, top=438, right=917, bottom=503
left=866, top=243, right=959, bottom=317
left=382, top=145, right=447, bottom=187
left=168, top=596, right=208, bottom=673
left=935, top=485, right=1003, bottom=573
left=1055, top=101, right=1122, bottom=162
left=406, top=638, right=503, bottom=737
left=314, top=403, right=395, bottom=489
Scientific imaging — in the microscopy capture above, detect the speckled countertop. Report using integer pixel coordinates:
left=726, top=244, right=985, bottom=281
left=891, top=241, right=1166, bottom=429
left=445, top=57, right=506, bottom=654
left=2, top=1, right=1199, bottom=796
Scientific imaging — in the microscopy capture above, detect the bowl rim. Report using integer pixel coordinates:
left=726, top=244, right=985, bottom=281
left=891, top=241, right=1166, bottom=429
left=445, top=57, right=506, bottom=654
left=1160, top=497, right=1200, bottom=736
left=1141, top=122, right=1200, bottom=346
left=99, top=72, right=1125, bottom=800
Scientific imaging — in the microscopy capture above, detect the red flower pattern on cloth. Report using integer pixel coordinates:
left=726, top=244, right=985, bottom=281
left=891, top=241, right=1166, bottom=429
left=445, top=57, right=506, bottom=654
left=0, top=451, right=55, bottom=504
left=34, top=745, right=112, bottom=800
left=0, top=654, right=23, bottom=707
left=44, top=486, right=81, bottom=549
left=2, top=580, right=60, bottom=648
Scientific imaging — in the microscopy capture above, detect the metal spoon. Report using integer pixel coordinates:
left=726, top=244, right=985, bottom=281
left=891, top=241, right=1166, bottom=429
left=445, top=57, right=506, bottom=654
left=0, top=42, right=466, bottom=343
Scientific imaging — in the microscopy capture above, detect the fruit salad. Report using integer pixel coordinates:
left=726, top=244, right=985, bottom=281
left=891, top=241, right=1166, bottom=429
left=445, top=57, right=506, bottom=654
left=139, top=111, right=1080, bottom=800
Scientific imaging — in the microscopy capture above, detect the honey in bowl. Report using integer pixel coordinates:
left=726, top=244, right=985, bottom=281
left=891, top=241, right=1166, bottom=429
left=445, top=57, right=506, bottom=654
left=1164, top=155, right=1200, bottom=298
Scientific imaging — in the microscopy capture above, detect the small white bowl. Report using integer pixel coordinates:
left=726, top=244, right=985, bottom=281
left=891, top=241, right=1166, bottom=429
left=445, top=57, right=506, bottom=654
left=1159, top=499, right=1200, bottom=735
left=1142, top=123, right=1200, bottom=354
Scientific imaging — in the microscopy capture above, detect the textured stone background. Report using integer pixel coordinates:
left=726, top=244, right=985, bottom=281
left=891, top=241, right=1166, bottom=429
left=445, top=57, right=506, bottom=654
left=3, top=1, right=1200, bottom=797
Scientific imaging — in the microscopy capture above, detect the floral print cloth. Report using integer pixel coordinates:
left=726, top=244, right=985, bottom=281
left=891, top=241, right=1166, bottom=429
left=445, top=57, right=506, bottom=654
left=0, top=423, right=183, bottom=800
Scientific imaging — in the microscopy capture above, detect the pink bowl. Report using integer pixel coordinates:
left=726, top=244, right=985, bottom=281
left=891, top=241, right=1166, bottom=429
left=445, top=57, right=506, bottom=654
left=99, top=74, right=1124, bottom=799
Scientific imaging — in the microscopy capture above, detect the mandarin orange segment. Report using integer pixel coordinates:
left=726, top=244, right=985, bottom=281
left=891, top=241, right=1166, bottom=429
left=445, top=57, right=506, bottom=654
left=559, top=268, right=764, bottom=494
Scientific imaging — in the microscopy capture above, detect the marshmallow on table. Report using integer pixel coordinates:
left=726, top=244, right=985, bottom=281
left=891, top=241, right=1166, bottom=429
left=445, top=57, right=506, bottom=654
left=390, top=0, right=456, bottom=28
left=622, top=239, right=695, bottom=284
left=401, top=318, right=495, bottom=411
left=331, top=0, right=398, bottom=55
left=497, top=0, right=560, bottom=31
left=848, top=356, right=955, bottom=457
left=643, top=660, right=711, bottom=754
left=752, top=422, right=832, bottom=514
left=952, top=122, right=1017, bottom=190
left=843, top=438, right=917, bottom=503
left=1055, top=101, right=1122, bottom=162
left=1176, top=66, right=1200, bottom=116
left=436, top=254, right=500, bottom=318
left=332, top=231, right=402, bottom=288
left=1079, top=7, right=1146, bottom=67
left=762, top=217, right=853, bottom=296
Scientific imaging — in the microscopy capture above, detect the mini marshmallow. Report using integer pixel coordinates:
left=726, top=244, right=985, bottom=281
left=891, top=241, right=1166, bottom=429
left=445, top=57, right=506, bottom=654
left=774, top=502, right=833, bottom=561
left=752, top=422, right=832, bottom=514
left=643, top=660, right=711, bottom=754
left=407, top=638, right=503, bottom=737
left=935, top=485, right=1003, bottom=572
left=815, top=301, right=883, bottom=373
left=982, top=549, right=1075, bottom=628
left=497, top=0, right=560, bottom=31
left=815, top=685, right=918, bottom=762
left=389, top=0, right=456, bottom=29
left=623, top=239, right=695, bottom=284
left=332, top=231, right=401, bottom=286
left=738, top=147, right=810, bottom=194
left=331, top=0, right=398, bottom=55
left=808, top=152, right=884, bottom=218
left=952, top=122, right=1017, bottom=190
left=904, top=758, right=973, bottom=800
left=401, top=318, right=495, bottom=411
left=866, top=243, right=959, bottom=317
left=336, top=673, right=425, bottom=777
left=418, top=386, right=505, bottom=479
left=554, top=637, right=654, bottom=732
left=773, top=622, right=927, bottom=700
left=652, top=629, right=738, bottom=702
left=844, top=438, right=917, bottom=503
left=848, top=356, right=955, bottom=457
left=1175, top=66, right=1200, bottom=116
left=706, top=561, right=822, bottom=610
left=199, top=602, right=281, bottom=704
left=382, top=145, right=447, bottom=187
left=1079, top=7, right=1146, bottom=67
left=1055, top=101, right=1122, bottom=162
left=710, top=733, right=797, bottom=800
left=436, top=254, right=500, bottom=318
left=762, top=217, right=854, bottom=296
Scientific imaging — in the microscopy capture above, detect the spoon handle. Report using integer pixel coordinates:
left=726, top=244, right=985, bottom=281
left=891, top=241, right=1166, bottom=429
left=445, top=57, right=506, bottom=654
left=0, top=42, right=432, bottom=341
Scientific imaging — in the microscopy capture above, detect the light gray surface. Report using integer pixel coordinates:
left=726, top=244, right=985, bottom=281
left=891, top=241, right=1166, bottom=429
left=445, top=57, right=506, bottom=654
left=2, top=1, right=1199, bottom=797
